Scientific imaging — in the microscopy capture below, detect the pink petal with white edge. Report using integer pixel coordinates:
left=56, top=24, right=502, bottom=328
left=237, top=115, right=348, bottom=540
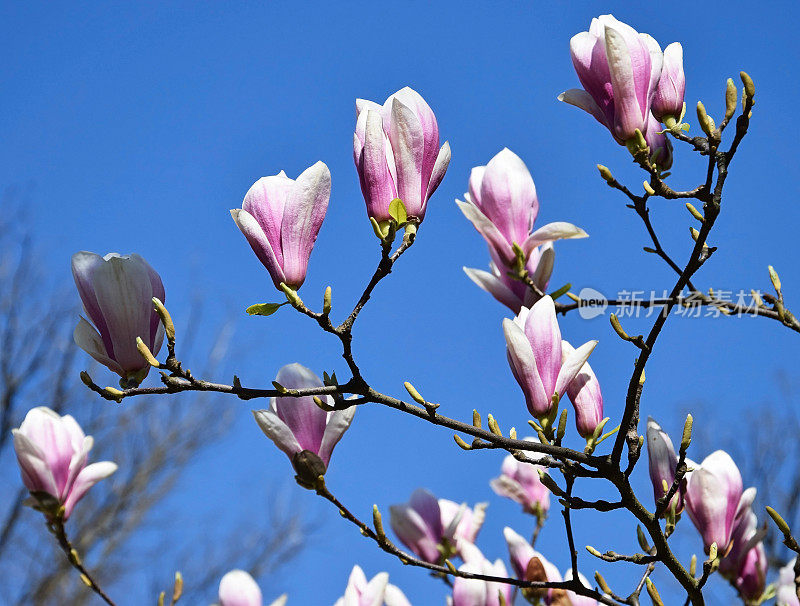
left=554, top=340, right=598, bottom=398
left=522, top=296, right=563, bottom=398
left=318, top=406, right=356, bottom=467
left=74, top=316, right=125, bottom=377
left=463, top=266, right=523, bottom=312
left=502, top=317, right=549, bottom=415
left=62, top=461, right=117, bottom=520
left=523, top=221, right=588, bottom=256
left=424, top=141, right=451, bottom=205
left=252, top=409, right=302, bottom=460
left=557, top=88, right=608, bottom=127
left=387, top=97, right=425, bottom=216
left=456, top=200, right=515, bottom=266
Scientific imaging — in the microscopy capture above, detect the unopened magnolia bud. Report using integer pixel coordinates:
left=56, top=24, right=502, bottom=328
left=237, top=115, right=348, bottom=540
left=104, top=386, right=124, bottom=398
left=595, top=571, right=611, bottom=594
left=136, top=337, right=160, bottom=367
left=488, top=414, right=502, bottom=436
left=681, top=414, right=693, bottom=452
left=271, top=381, right=287, bottom=394
left=454, top=434, right=472, bottom=450
left=403, top=382, right=425, bottom=405
left=610, top=313, right=631, bottom=341
left=158, top=591, right=165, bottom=606
left=767, top=506, right=792, bottom=535
left=696, top=101, right=714, bottom=136
left=686, top=203, right=704, bottom=222
left=279, top=283, right=304, bottom=308
left=172, top=572, right=183, bottom=602
left=690, top=227, right=700, bottom=241
left=291, top=450, right=327, bottom=488
left=725, top=78, right=737, bottom=120
left=646, top=578, right=664, bottom=606
left=768, top=265, right=782, bottom=293
left=708, top=542, right=718, bottom=560
left=690, top=554, right=697, bottom=577
left=80, top=371, right=93, bottom=386
left=740, top=71, right=755, bottom=99
left=586, top=545, right=602, bottom=558
left=634, top=128, right=647, bottom=150
left=472, top=409, right=482, bottom=429
left=152, top=297, right=175, bottom=342
left=509, top=427, right=517, bottom=440
left=597, top=164, right=614, bottom=183
left=643, top=181, right=655, bottom=195
left=372, top=504, right=386, bottom=540
left=538, top=470, right=565, bottom=497
left=557, top=409, right=568, bottom=442
left=323, top=286, right=332, bottom=315
left=445, top=559, right=457, bottom=573
left=637, top=525, right=651, bottom=553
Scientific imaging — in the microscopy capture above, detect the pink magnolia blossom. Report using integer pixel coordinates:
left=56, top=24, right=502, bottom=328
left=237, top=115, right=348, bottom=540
left=231, top=162, right=330, bottom=291
left=504, top=527, right=562, bottom=602
left=450, top=557, right=514, bottom=606
left=559, top=15, right=663, bottom=144
left=13, top=406, right=117, bottom=520
left=684, top=450, right=748, bottom=553
left=72, top=251, right=165, bottom=387
left=439, top=499, right=488, bottom=558
left=334, top=565, right=410, bottom=606
left=353, top=87, right=450, bottom=222
left=390, top=488, right=462, bottom=564
left=651, top=42, right=685, bottom=123
left=503, top=296, right=597, bottom=418
left=218, top=570, right=263, bottom=606
left=457, top=149, right=586, bottom=269
left=719, top=494, right=767, bottom=601
left=490, top=445, right=550, bottom=515
left=464, top=242, right=554, bottom=313
left=252, top=363, right=354, bottom=474
left=645, top=417, right=684, bottom=514
left=562, top=341, right=604, bottom=438
left=776, top=558, right=799, bottom=606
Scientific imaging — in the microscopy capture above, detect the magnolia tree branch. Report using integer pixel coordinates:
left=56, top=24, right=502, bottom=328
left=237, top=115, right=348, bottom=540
left=74, top=72, right=785, bottom=606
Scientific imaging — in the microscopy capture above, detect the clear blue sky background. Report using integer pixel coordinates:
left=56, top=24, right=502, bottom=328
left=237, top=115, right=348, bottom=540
left=2, top=1, right=799, bottom=604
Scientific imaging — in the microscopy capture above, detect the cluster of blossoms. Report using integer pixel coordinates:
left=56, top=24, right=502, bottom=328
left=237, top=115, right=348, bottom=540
left=9, top=11, right=787, bottom=606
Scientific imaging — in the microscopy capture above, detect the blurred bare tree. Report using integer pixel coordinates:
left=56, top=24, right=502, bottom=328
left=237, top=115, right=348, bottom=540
left=0, top=190, right=310, bottom=605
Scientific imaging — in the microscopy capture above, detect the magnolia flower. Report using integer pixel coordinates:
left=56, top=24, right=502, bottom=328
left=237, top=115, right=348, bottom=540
left=354, top=87, right=450, bottom=222
left=503, top=296, right=597, bottom=419
left=651, top=42, right=686, bottom=124
left=72, top=251, right=165, bottom=387
left=464, top=242, right=554, bottom=313
left=776, top=558, right=799, bottom=606
left=559, top=15, right=663, bottom=144
left=490, top=445, right=550, bottom=515
left=231, top=162, right=331, bottom=291
left=719, top=495, right=767, bottom=601
left=684, top=450, right=748, bottom=553
left=252, top=363, right=354, bottom=479
left=504, top=527, right=562, bottom=603
left=390, top=488, right=461, bottom=563
left=646, top=417, right=684, bottom=514
left=457, top=149, right=586, bottom=269
left=562, top=341, right=603, bottom=438
left=439, top=499, right=488, bottom=558
left=13, top=407, right=117, bottom=520
left=218, top=570, right=263, bottom=606
left=450, top=557, right=514, bottom=606
left=334, top=565, right=411, bottom=606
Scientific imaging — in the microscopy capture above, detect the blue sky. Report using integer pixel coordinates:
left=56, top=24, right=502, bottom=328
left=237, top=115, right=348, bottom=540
left=2, top=1, right=799, bottom=604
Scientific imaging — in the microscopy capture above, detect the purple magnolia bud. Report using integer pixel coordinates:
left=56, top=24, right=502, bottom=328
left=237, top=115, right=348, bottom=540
left=451, top=558, right=513, bottom=606
left=559, top=15, right=663, bottom=144
left=71, top=251, right=165, bottom=387
left=776, top=558, right=800, bottom=606
left=562, top=341, right=604, bottom=438
left=218, top=570, right=263, bottom=606
left=457, top=149, right=587, bottom=268
left=503, top=296, right=597, bottom=418
left=334, top=565, right=410, bottom=606
left=439, top=499, right=488, bottom=558
left=490, top=447, right=550, bottom=515
left=231, top=162, right=330, bottom=291
left=464, top=242, right=555, bottom=313
left=651, top=42, right=685, bottom=124
left=252, top=363, right=354, bottom=474
left=353, top=87, right=450, bottom=222
left=13, top=407, right=117, bottom=520
left=646, top=417, right=684, bottom=514
left=685, top=450, right=745, bottom=553
left=390, top=488, right=456, bottom=563
left=644, top=113, right=673, bottom=170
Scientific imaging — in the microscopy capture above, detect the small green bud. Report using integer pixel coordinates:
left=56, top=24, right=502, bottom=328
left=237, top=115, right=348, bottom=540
left=472, top=409, right=482, bottom=429
left=404, top=381, right=426, bottom=405
left=740, top=71, right=755, bottom=99
left=597, top=164, right=614, bottom=183
left=766, top=506, right=792, bottom=535
left=725, top=78, right=737, bottom=120
left=279, top=283, right=304, bottom=308
left=152, top=297, right=175, bottom=341
left=681, top=414, right=693, bottom=452
left=768, top=265, right=782, bottom=294
left=136, top=337, right=160, bottom=367
left=645, top=578, right=664, bottom=606
left=685, top=203, right=704, bottom=223
left=323, top=286, right=332, bottom=315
